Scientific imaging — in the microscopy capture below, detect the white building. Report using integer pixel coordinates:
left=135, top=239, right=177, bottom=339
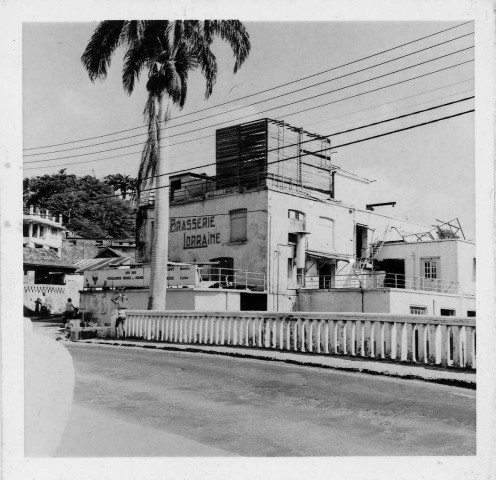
left=23, top=205, right=64, bottom=257
left=23, top=206, right=81, bottom=314
left=135, top=118, right=475, bottom=316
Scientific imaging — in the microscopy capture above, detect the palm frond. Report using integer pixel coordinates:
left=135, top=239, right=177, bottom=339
left=81, top=20, right=126, bottom=81
left=207, top=20, right=251, bottom=73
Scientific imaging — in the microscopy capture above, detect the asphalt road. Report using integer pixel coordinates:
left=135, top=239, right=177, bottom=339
left=58, top=342, right=476, bottom=457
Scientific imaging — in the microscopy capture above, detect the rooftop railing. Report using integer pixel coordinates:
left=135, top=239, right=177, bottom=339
left=303, top=273, right=461, bottom=294
left=198, top=266, right=266, bottom=292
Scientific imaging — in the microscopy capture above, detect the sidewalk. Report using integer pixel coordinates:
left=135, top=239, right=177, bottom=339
left=72, top=337, right=476, bottom=389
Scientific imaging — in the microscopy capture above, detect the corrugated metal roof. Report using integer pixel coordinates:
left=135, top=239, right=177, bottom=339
left=75, top=255, right=134, bottom=273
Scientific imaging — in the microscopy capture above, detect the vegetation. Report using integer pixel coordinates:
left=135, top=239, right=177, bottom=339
left=23, top=170, right=136, bottom=238
left=81, top=20, right=251, bottom=309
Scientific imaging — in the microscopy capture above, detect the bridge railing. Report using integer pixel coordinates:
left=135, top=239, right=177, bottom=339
left=124, top=312, right=476, bottom=370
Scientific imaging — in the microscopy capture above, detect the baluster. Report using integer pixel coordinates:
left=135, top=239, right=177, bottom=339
left=279, top=318, right=284, bottom=350
left=464, top=326, right=475, bottom=369
left=315, top=320, right=321, bottom=354
left=189, top=316, right=194, bottom=343
left=436, top=324, right=449, bottom=366
left=416, top=324, right=426, bottom=364
left=405, top=323, right=414, bottom=362
left=323, top=320, right=329, bottom=354
left=263, top=318, right=270, bottom=349
left=292, top=319, right=298, bottom=351
left=258, top=318, right=263, bottom=348
left=392, top=323, right=401, bottom=360
left=452, top=325, right=462, bottom=367
left=364, top=320, right=371, bottom=356
left=345, top=321, right=354, bottom=356
left=337, top=320, right=345, bottom=355
left=329, top=320, right=337, bottom=354
left=426, top=324, right=437, bottom=364
left=300, top=319, right=306, bottom=352
left=356, top=321, right=364, bottom=356
left=220, top=317, right=226, bottom=345
left=283, top=318, right=289, bottom=350
left=372, top=321, right=381, bottom=358
left=244, top=318, right=249, bottom=347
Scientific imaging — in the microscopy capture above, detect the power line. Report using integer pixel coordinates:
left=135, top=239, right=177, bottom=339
left=23, top=21, right=472, bottom=152
left=24, top=79, right=474, bottom=172
left=93, top=107, right=476, bottom=202
left=25, top=95, right=474, bottom=197
left=24, top=54, right=474, bottom=165
left=23, top=32, right=474, bottom=157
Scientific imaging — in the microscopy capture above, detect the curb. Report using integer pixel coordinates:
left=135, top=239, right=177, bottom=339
left=71, top=338, right=476, bottom=389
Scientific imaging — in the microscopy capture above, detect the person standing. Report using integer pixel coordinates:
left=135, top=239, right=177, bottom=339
left=40, top=292, right=47, bottom=316
left=64, top=298, right=75, bottom=324
left=111, top=292, right=129, bottom=339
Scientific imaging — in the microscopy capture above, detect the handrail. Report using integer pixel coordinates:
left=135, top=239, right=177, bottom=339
left=124, top=311, right=476, bottom=370
left=304, top=273, right=461, bottom=294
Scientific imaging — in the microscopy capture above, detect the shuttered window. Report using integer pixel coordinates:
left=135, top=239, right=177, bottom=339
left=319, top=217, right=334, bottom=249
left=230, top=209, right=247, bottom=242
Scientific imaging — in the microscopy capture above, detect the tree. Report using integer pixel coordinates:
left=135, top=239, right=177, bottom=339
left=104, top=173, right=137, bottom=200
left=24, top=171, right=136, bottom=238
left=82, top=20, right=251, bottom=309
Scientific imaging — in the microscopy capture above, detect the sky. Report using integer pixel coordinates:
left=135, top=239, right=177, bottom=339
left=23, top=21, right=475, bottom=239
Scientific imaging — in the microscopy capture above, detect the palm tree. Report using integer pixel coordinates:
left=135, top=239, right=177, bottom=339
left=82, top=20, right=251, bottom=309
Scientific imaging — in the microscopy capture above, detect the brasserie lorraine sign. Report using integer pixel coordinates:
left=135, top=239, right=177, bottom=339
left=170, top=215, right=221, bottom=249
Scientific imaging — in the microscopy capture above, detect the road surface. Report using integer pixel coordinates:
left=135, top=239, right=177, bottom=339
left=58, top=342, right=475, bottom=456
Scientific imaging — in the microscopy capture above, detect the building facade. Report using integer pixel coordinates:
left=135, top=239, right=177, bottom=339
left=136, top=118, right=475, bottom=316
left=23, top=207, right=80, bottom=314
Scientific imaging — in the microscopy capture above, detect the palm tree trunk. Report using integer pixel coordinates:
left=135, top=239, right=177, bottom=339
left=148, top=96, right=169, bottom=310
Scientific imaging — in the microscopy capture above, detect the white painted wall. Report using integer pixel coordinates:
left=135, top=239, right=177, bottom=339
left=378, top=239, right=475, bottom=295
left=79, top=288, right=243, bottom=325
left=297, top=288, right=475, bottom=316
left=168, top=190, right=268, bottom=276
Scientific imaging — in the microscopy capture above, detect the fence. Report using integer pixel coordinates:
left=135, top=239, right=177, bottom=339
left=304, top=273, right=461, bottom=294
left=198, top=266, right=266, bottom=291
left=124, top=311, right=476, bottom=369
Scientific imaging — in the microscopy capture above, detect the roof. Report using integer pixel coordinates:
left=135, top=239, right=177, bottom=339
left=75, top=252, right=135, bottom=273
left=23, top=247, right=76, bottom=271
left=94, top=246, right=130, bottom=258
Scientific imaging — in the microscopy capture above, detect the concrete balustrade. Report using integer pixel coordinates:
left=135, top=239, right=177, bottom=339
left=124, top=311, right=476, bottom=370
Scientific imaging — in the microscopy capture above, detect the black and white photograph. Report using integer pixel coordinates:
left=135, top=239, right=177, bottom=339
left=1, top=0, right=495, bottom=479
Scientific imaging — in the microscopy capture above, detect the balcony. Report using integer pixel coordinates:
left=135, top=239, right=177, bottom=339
left=303, top=273, right=462, bottom=294
left=198, top=266, right=266, bottom=292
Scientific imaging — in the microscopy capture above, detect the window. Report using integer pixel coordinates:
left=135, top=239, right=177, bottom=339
left=288, top=210, right=305, bottom=221
left=355, top=224, right=368, bottom=259
left=410, top=306, right=427, bottom=315
left=467, top=310, right=476, bottom=317
left=170, top=179, right=182, bottom=200
left=50, top=227, right=58, bottom=236
left=32, top=224, right=38, bottom=237
left=230, top=209, right=247, bottom=242
left=39, top=226, right=45, bottom=238
left=422, top=258, right=439, bottom=279
left=23, top=224, right=29, bottom=237
left=440, top=308, right=456, bottom=316
left=287, top=258, right=294, bottom=281
left=288, top=232, right=297, bottom=244
left=319, top=217, right=334, bottom=249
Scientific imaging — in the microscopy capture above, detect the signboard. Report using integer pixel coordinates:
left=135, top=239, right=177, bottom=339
left=166, top=264, right=199, bottom=286
left=84, top=267, right=150, bottom=289
left=84, top=265, right=199, bottom=288
left=170, top=215, right=221, bottom=249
